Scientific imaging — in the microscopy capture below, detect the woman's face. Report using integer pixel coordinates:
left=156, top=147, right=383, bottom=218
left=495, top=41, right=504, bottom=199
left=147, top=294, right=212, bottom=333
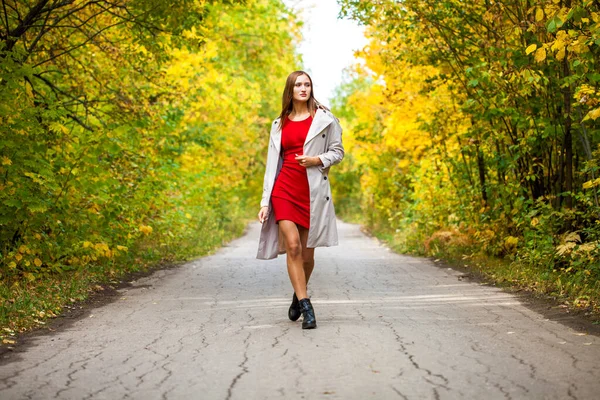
left=292, top=74, right=311, bottom=103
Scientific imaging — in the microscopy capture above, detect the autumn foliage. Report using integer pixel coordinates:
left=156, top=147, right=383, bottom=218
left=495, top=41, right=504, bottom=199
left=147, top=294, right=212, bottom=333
left=335, top=0, right=600, bottom=308
left=0, top=0, right=300, bottom=333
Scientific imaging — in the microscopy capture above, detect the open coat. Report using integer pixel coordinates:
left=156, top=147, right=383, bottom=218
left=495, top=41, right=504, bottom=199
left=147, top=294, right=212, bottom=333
left=256, top=108, right=344, bottom=260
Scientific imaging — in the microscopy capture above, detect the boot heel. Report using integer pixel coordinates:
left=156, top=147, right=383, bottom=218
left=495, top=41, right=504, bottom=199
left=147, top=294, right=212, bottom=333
left=288, top=293, right=301, bottom=321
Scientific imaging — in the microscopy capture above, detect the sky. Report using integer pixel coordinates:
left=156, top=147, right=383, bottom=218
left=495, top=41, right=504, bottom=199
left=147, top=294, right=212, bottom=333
left=282, top=0, right=368, bottom=106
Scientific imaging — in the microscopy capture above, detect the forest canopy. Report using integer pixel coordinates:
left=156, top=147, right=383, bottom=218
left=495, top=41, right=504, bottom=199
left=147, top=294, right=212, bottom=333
left=0, top=0, right=300, bottom=332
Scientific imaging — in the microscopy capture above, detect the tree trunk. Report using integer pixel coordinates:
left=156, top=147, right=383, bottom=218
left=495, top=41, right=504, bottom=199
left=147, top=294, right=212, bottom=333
left=475, top=140, right=488, bottom=205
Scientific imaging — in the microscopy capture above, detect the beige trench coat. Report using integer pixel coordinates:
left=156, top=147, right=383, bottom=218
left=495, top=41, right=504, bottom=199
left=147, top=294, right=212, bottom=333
left=256, top=108, right=344, bottom=260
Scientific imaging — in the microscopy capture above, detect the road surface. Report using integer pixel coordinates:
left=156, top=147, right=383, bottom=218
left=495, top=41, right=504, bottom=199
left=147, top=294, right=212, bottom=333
left=1, top=221, right=599, bottom=399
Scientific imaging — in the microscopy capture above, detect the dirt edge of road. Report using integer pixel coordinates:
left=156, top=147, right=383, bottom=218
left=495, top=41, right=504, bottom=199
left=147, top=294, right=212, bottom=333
left=0, top=260, right=190, bottom=366
left=358, top=226, right=600, bottom=338
left=435, top=260, right=600, bottom=337
left=0, top=223, right=255, bottom=366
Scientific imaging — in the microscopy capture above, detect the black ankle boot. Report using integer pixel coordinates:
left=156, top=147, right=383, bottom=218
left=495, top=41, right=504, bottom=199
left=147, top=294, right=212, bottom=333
left=288, top=293, right=301, bottom=321
left=298, top=298, right=317, bottom=329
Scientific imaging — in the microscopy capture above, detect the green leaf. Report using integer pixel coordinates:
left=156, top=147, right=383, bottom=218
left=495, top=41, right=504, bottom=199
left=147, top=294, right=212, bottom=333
left=546, top=16, right=563, bottom=33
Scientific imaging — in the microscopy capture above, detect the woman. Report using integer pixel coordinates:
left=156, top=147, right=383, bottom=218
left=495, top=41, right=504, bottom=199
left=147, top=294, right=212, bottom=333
left=256, top=71, right=344, bottom=330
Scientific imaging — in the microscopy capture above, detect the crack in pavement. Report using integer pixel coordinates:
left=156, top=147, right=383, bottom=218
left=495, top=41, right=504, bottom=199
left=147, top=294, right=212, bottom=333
left=225, top=332, right=251, bottom=400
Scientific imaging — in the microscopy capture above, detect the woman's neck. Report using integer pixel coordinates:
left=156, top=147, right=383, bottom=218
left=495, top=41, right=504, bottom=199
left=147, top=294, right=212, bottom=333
left=291, top=101, right=309, bottom=117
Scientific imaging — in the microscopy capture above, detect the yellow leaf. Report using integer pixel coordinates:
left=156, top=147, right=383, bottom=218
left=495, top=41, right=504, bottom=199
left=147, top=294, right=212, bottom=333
left=504, top=236, right=519, bottom=247
left=94, top=243, right=109, bottom=252
left=24, top=272, right=36, bottom=282
left=535, top=8, right=544, bottom=22
left=582, top=177, right=600, bottom=189
left=8, top=262, right=16, bottom=269
left=35, top=233, right=42, bottom=240
left=525, top=44, right=537, bottom=55
left=1, top=156, right=12, bottom=166
left=534, top=47, right=547, bottom=62
left=556, top=48, right=565, bottom=61
left=2, top=339, right=16, bottom=344
left=34, top=258, right=42, bottom=267
left=15, top=253, right=22, bottom=261
left=584, top=107, right=600, bottom=120
left=116, top=245, right=128, bottom=251
left=139, top=225, right=153, bottom=235
left=531, top=217, right=539, bottom=227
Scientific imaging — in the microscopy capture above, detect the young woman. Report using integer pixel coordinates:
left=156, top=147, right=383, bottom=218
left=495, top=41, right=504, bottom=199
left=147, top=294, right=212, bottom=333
left=256, top=71, right=344, bottom=329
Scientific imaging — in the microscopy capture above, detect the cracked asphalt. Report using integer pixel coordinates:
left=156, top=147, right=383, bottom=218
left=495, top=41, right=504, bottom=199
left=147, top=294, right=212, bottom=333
left=1, top=220, right=600, bottom=399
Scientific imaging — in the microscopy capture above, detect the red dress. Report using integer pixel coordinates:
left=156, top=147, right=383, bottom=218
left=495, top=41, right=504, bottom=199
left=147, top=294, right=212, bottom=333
left=271, top=115, right=313, bottom=229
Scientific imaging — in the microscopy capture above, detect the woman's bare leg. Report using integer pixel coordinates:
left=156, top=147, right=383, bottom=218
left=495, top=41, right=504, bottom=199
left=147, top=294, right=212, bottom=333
left=278, top=220, right=308, bottom=300
left=298, top=226, right=315, bottom=285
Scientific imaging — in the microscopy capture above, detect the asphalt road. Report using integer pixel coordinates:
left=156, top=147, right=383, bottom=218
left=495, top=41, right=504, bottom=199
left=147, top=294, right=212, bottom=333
left=1, top=221, right=599, bottom=399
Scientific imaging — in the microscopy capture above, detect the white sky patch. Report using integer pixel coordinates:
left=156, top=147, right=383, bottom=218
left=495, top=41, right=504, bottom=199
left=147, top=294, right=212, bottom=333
left=283, top=0, right=368, bottom=106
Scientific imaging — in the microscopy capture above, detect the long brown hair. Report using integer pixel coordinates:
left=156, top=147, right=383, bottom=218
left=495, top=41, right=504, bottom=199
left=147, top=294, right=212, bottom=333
left=277, top=71, right=326, bottom=128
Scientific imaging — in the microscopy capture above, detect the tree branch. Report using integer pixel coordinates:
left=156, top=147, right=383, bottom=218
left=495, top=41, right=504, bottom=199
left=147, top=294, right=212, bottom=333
left=32, top=18, right=127, bottom=67
left=3, top=0, right=50, bottom=53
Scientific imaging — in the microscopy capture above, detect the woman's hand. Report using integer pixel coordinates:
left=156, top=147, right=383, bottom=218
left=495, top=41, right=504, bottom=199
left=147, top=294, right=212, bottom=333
left=258, top=206, right=269, bottom=223
left=295, top=154, right=323, bottom=168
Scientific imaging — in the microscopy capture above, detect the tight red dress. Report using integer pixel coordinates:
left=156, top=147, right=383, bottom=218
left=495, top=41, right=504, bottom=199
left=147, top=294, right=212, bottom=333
left=271, top=115, right=313, bottom=229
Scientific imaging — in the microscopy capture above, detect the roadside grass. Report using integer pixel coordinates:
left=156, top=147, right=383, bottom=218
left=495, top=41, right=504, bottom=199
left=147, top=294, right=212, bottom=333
left=0, top=214, right=251, bottom=345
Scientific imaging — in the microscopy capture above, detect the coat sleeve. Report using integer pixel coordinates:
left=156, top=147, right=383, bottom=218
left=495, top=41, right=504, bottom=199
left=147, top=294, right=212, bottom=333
left=260, top=123, right=279, bottom=208
left=317, top=115, right=344, bottom=171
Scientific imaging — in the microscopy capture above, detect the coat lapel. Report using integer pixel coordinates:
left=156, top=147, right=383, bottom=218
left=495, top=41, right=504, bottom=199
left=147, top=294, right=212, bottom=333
left=304, top=109, right=333, bottom=146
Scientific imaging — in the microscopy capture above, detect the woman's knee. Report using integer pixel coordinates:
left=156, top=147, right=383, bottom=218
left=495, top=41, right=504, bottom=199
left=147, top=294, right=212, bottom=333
left=287, top=241, right=302, bottom=258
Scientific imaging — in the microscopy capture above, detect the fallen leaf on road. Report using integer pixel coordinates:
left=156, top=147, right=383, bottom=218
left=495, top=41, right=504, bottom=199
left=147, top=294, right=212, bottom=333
left=2, top=339, right=15, bottom=344
left=572, top=332, right=587, bottom=336
left=558, top=341, right=567, bottom=344
left=507, top=331, right=515, bottom=334
left=583, top=343, right=592, bottom=346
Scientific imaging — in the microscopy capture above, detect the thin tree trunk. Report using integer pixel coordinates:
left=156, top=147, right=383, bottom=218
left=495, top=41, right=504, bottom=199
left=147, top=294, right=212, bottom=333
left=475, top=140, right=488, bottom=205
left=562, top=0, right=573, bottom=208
